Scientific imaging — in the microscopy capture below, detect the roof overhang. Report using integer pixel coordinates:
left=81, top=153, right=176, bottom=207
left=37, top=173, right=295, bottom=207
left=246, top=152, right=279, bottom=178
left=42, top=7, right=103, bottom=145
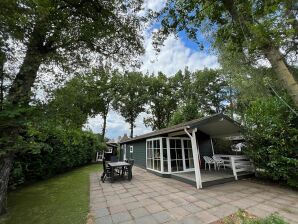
left=189, top=115, right=242, bottom=138
left=120, top=113, right=242, bottom=144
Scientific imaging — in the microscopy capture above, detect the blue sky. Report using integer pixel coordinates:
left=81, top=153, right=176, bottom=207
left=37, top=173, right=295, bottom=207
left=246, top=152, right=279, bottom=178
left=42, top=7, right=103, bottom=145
left=85, top=0, right=219, bottom=140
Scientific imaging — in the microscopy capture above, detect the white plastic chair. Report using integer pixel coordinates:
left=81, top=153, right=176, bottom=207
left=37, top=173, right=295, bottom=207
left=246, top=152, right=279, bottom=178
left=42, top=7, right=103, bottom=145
left=203, top=156, right=216, bottom=171
left=213, top=155, right=225, bottom=170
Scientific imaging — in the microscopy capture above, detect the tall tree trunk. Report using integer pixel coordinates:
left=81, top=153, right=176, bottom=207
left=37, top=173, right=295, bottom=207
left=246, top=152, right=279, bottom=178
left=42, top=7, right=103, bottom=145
left=0, top=155, right=13, bottom=215
left=130, top=121, right=133, bottom=138
left=264, top=47, right=298, bottom=108
left=7, top=24, right=46, bottom=105
left=222, top=0, right=298, bottom=108
left=0, top=51, right=5, bottom=111
left=102, top=113, right=107, bottom=139
left=1, top=20, right=48, bottom=215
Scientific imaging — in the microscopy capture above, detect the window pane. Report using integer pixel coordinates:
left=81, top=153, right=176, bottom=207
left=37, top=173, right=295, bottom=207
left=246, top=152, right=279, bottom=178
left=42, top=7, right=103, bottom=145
left=162, top=138, right=167, bottom=149
left=157, top=139, right=160, bottom=148
left=176, top=140, right=181, bottom=148
left=163, top=148, right=167, bottom=160
left=189, top=159, right=194, bottom=168
left=176, top=148, right=182, bottom=159
left=149, top=141, right=152, bottom=149
left=154, top=140, right=157, bottom=148
left=185, top=159, right=189, bottom=169
left=170, top=148, right=176, bottom=159
left=171, top=160, right=177, bottom=172
left=188, top=149, right=193, bottom=158
left=177, top=160, right=183, bottom=171
left=170, top=139, right=175, bottom=148
left=163, top=161, right=168, bottom=172
left=154, top=148, right=160, bottom=159
left=154, top=160, right=161, bottom=171
left=184, top=148, right=189, bottom=158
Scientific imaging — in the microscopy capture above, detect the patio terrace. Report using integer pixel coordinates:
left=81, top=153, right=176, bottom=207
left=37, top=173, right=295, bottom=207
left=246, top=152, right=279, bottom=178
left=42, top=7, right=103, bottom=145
left=90, top=166, right=298, bottom=224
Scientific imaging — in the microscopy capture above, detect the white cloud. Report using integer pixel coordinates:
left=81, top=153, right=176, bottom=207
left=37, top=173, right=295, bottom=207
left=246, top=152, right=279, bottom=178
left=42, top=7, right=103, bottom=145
left=143, top=0, right=167, bottom=12
left=140, top=34, right=219, bottom=75
left=138, top=0, right=167, bottom=16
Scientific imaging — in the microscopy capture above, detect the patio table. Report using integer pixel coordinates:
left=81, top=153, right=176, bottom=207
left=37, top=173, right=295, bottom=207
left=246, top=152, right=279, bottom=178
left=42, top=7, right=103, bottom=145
left=108, top=161, right=132, bottom=182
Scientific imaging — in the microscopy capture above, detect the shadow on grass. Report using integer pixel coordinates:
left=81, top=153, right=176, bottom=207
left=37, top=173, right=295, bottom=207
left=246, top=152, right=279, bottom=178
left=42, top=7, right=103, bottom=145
left=0, top=164, right=101, bottom=224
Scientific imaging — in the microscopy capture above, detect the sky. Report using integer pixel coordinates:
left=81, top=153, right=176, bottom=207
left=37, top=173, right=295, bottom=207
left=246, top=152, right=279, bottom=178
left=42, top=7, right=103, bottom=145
left=84, top=0, right=219, bottom=140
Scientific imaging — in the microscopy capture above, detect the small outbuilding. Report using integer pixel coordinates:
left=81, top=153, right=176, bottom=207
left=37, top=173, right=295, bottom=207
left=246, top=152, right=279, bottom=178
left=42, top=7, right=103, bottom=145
left=119, top=113, right=254, bottom=188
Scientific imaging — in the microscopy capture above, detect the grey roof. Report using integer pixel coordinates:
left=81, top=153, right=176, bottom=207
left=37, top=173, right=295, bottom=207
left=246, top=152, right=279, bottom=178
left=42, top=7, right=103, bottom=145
left=120, top=113, right=242, bottom=144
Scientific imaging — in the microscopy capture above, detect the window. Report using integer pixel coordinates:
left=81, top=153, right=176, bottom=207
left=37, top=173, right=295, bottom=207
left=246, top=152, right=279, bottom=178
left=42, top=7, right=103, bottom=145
left=169, top=139, right=184, bottom=172
left=107, top=147, right=113, bottom=153
left=183, top=140, right=194, bottom=169
left=146, top=138, right=161, bottom=171
left=130, top=146, right=133, bottom=153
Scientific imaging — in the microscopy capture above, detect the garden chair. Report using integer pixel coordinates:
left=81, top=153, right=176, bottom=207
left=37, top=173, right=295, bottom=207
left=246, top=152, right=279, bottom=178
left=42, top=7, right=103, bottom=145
left=203, top=156, right=216, bottom=171
left=123, top=159, right=134, bottom=180
left=101, top=159, right=112, bottom=183
left=212, top=155, right=225, bottom=170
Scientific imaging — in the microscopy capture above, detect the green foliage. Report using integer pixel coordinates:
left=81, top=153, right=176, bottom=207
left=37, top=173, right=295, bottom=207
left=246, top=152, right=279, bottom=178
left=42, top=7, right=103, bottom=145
left=243, top=96, right=298, bottom=188
left=113, top=72, right=148, bottom=137
left=144, top=72, right=178, bottom=130
left=9, top=126, right=103, bottom=187
left=1, top=0, right=144, bottom=69
left=169, top=101, right=202, bottom=126
left=46, top=76, right=91, bottom=129
left=168, top=68, right=231, bottom=125
left=192, top=69, right=230, bottom=114
left=156, top=0, right=296, bottom=63
left=224, top=210, right=288, bottom=224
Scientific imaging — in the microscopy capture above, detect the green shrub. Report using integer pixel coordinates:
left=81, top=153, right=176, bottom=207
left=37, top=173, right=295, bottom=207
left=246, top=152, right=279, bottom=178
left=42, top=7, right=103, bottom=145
left=243, top=97, right=298, bottom=188
left=9, top=126, right=103, bottom=187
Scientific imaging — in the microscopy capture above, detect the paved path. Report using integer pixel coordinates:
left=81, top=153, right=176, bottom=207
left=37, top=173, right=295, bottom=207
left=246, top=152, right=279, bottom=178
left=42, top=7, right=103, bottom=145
left=90, top=167, right=298, bottom=224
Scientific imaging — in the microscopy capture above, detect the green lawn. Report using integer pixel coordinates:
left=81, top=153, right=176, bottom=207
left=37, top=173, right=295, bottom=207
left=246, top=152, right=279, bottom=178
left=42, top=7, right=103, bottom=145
left=0, top=164, right=101, bottom=224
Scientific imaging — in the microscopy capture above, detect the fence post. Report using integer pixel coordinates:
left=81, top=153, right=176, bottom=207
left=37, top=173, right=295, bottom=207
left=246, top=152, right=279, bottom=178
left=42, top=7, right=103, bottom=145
left=231, top=157, right=238, bottom=180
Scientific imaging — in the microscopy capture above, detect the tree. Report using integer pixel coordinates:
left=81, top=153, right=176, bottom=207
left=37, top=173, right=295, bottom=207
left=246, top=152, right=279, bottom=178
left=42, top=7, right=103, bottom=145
left=192, top=69, right=229, bottom=114
left=144, top=72, right=178, bottom=130
left=0, top=0, right=144, bottom=214
left=86, top=67, right=117, bottom=139
left=113, top=72, right=148, bottom=138
left=169, top=101, right=202, bottom=125
left=156, top=0, right=298, bottom=107
left=46, top=76, right=91, bottom=129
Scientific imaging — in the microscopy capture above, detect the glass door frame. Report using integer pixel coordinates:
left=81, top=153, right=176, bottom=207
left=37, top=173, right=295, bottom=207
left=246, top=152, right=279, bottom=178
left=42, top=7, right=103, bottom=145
left=145, top=137, right=195, bottom=174
left=146, top=137, right=164, bottom=173
left=168, top=137, right=195, bottom=173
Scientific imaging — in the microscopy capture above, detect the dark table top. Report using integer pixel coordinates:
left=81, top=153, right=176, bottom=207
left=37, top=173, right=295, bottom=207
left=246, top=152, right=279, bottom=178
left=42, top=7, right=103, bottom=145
left=108, top=162, right=131, bottom=167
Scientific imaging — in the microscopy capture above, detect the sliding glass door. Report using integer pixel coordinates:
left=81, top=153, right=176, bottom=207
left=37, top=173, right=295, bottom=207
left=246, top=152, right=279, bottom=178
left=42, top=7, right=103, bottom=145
left=146, top=138, right=161, bottom=172
left=183, top=139, right=194, bottom=169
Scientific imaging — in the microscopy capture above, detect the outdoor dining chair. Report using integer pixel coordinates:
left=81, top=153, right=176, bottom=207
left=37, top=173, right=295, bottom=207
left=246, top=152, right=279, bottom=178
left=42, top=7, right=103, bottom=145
left=203, top=156, right=216, bottom=171
left=101, top=159, right=112, bottom=183
left=212, top=155, right=225, bottom=170
left=123, top=159, right=134, bottom=175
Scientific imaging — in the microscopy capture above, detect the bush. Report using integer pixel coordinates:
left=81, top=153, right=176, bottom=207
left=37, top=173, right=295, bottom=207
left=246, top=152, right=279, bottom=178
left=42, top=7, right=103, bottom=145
left=243, top=97, right=298, bottom=188
left=224, top=210, right=288, bottom=224
left=9, top=126, right=104, bottom=187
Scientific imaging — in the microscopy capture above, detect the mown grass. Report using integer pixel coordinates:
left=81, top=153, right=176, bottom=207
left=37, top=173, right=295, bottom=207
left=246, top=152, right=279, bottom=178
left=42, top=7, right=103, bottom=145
left=0, top=164, right=101, bottom=224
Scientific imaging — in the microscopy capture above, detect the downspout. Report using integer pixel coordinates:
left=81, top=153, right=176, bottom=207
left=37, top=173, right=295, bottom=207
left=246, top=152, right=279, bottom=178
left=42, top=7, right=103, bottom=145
left=210, top=138, right=215, bottom=156
left=184, top=127, right=202, bottom=189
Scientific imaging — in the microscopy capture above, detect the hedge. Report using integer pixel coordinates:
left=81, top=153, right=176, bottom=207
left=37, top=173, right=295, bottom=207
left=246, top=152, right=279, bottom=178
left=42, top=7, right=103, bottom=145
left=244, top=97, right=298, bottom=188
left=9, top=126, right=104, bottom=187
